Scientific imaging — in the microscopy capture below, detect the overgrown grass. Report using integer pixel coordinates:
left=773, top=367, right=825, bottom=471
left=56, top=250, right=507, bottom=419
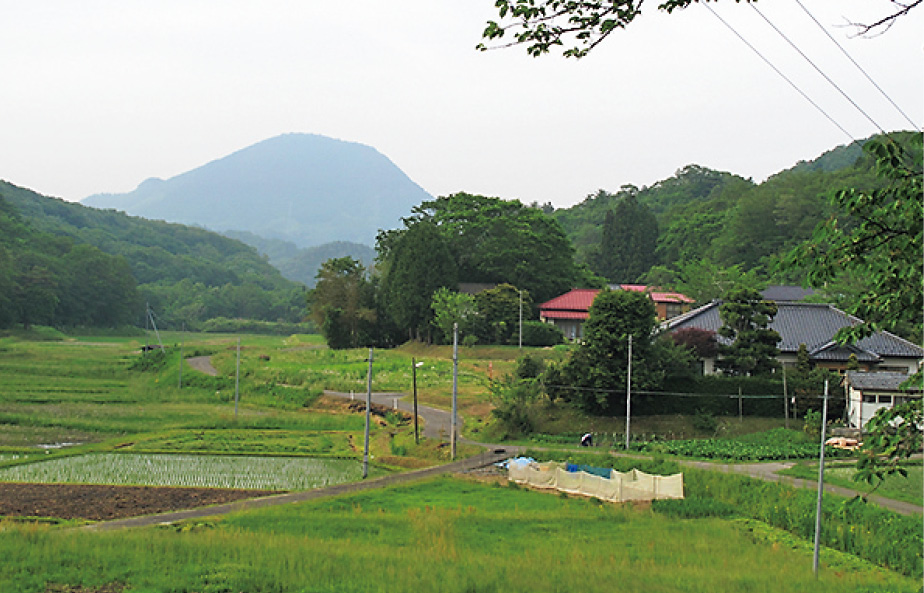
left=781, top=460, right=924, bottom=507
left=528, top=448, right=921, bottom=578
left=0, top=477, right=915, bottom=592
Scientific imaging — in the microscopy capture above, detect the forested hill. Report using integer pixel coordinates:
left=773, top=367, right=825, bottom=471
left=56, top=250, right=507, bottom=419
left=0, top=181, right=306, bottom=331
left=82, top=133, right=433, bottom=248
left=553, top=133, right=902, bottom=290
left=222, top=231, right=375, bottom=288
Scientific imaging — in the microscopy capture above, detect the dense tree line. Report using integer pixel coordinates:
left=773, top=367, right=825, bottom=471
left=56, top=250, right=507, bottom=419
left=0, top=193, right=139, bottom=329
left=0, top=181, right=306, bottom=330
left=310, top=193, right=579, bottom=348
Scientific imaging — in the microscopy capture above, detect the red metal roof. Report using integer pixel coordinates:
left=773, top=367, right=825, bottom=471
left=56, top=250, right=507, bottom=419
left=541, top=310, right=590, bottom=320
left=540, top=287, right=694, bottom=314
left=539, top=289, right=600, bottom=312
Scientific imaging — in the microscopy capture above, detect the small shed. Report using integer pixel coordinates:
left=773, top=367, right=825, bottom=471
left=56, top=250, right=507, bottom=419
left=844, top=371, right=922, bottom=429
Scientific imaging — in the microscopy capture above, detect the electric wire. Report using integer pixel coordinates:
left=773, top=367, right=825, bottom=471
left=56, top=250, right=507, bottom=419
left=702, top=2, right=857, bottom=143
left=793, top=0, right=921, bottom=131
left=750, top=2, right=887, bottom=135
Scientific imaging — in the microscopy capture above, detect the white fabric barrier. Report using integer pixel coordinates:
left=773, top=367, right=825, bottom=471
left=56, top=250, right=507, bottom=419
left=508, top=461, right=683, bottom=502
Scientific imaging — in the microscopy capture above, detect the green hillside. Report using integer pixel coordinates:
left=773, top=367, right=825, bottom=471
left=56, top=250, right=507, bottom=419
left=0, top=181, right=307, bottom=331
left=223, top=231, right=375, bottom=288
left=553, top=133, right=905, bottom=287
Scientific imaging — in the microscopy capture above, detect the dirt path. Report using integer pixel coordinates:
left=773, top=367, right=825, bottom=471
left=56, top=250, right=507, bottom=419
left=185, top=356, right=218, bottom=376
left=82, top=449, right=512, bottom=532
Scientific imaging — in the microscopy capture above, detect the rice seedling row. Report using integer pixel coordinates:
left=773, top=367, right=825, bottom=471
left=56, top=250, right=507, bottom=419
left=0, top=453, right=375, bottom=490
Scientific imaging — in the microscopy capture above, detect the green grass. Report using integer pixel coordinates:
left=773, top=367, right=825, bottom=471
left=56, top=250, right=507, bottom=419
left=0, top=453, right=380, bottom=490
left=781, top=461, right=924, bottom=507
left=0, top=477, right=916, bottom=592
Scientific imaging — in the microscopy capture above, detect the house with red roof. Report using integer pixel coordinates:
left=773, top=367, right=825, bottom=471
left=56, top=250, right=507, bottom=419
left=539, top=286, right=694, bottom=341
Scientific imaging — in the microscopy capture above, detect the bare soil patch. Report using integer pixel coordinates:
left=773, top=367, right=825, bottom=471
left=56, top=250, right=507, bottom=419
left=0, top=482, right=281, bottom=521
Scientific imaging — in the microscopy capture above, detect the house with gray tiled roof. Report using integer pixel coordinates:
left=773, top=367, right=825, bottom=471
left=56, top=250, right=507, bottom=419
left=663, top=301, right=923, bottom=375
left=844, top=371, right=922, bottom=428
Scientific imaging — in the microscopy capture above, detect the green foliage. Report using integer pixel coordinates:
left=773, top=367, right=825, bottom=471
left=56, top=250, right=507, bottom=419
left=379, top=221, right=457, bottom=341
left=490, top=375, right=543, bottom=438
left=638, top=429, right=847, bottom=461
left=430, top=287, right=477, bottom=344
left=0, top=181, right=306, bottom=330
left=716, top=287, right=781, bottom=376
left=558, top=290, right=684, bottom=413
left=682, top=467, right=923, bottom=577
left=855, top=398, right=924, bottom=495
left=591, top=192, right=658, bottom=282
left=784, top=133, right=923, bottom=342
left=520, top=320, right=564, bottom=346
left=802, top=409, right=822, bottom=438
left=308, top=257, right=376, bottom=349
left=472, top=283, right=531, bottom=345
left=385, top=193, right=579, bottom=304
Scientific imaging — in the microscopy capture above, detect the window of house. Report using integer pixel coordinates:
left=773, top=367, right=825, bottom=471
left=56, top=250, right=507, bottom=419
left=862, top=394, right=877, bottom=403
left=877, top=395, right=893, bottom=404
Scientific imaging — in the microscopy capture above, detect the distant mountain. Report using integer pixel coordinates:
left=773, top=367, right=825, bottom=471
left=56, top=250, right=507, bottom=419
left=1, top=180, right=306, bottom=329
left=83, top=134, right=433, bottom=248
left=223, top=231, right=375, bottom=287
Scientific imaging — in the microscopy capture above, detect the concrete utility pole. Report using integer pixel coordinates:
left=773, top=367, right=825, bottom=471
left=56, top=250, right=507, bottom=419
left=813, top=379, right=829, bottom=577
left=451, top=323, right=459, bottom=460
left=412, top=358, right=423, bottom=444
left=234, top=337, right=240, bottom=418
left=518, top=289, right=523, bottom=349
left=625, top=334, right=633, bottom=450
left=363, top=348, right=373, bottom=479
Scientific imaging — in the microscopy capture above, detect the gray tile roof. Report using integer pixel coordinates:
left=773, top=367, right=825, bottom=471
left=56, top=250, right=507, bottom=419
left=845, top=371, right=922, bottom=392
left=761, top=285, right=816, bottom=302
left=664, top=301, right=923, bottom=362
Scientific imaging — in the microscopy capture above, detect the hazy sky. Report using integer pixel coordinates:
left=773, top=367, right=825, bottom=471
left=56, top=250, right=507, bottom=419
left=2, top=1, right=921, bottom=209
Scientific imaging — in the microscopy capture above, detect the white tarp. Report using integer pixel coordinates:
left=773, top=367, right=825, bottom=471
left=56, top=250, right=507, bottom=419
left=508, top=461, right=683, bottom=502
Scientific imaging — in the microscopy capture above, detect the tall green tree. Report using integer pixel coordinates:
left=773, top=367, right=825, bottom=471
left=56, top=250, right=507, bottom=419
left=561, top=289, right=665, bottom=413
left=379, top=222, right=457, bottom=342
left=386, top=193, right=579, bottom=304
left=473, top=283, right=532, bottom=345
left=716, top=288, right=781, bottom=376
left=593, top=192, right=659, bottom=282
left=430, top=287, right=478, bottom=344
left=308, top=257, right=376, bottom=349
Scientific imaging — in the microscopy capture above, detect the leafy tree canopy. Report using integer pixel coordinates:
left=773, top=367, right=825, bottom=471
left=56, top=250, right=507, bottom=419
left=716, top=287, right=781, bottom=376
left=308, top=257, right=376, bottom=349
left=380, top=193, right=579, bottom=304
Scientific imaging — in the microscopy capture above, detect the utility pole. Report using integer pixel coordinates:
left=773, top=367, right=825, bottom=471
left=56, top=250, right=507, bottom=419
left=363, top=348, right=373, bottom=479
left=177, top=331, right=184, bottom=389
left=813, top=379, right=829, bottom=578
left=783, top=365, right=789, bottom=430
left=234, top=337, right=240, bottom=418
left=625, top=334, right=633, bottom=450
left=412, top=358, right=421, bottom=444
left=451, top=323, right=458, bottom=460
left=518, top=289, right=523, bottom=349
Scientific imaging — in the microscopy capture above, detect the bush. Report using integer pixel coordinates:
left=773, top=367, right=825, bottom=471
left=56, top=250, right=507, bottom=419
left=519, top=321, right=564, bottom=347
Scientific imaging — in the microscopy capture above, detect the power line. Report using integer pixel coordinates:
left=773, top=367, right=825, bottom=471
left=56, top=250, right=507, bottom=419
left=702, top=2, right=858, bottom=143
left=749, top=3, right=887, bottom=135
left=792, top=0, right=921, bottom=131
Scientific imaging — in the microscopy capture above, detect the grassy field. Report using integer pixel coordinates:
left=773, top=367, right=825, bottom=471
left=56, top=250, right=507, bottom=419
left=781, top=460, right=924, bottom=507
left=0, top=476, right=918, bottom=593
left=0, top=329, right=919, bottom=591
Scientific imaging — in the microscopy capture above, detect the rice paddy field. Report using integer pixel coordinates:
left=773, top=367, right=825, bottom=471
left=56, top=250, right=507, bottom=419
left=0, top=453, right=379, bottom=490
left=0, top=330, right=920, bottom=591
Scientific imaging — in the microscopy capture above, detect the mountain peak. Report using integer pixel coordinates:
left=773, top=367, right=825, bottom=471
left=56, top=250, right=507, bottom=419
left=82, top=134, right=432, bottom=247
